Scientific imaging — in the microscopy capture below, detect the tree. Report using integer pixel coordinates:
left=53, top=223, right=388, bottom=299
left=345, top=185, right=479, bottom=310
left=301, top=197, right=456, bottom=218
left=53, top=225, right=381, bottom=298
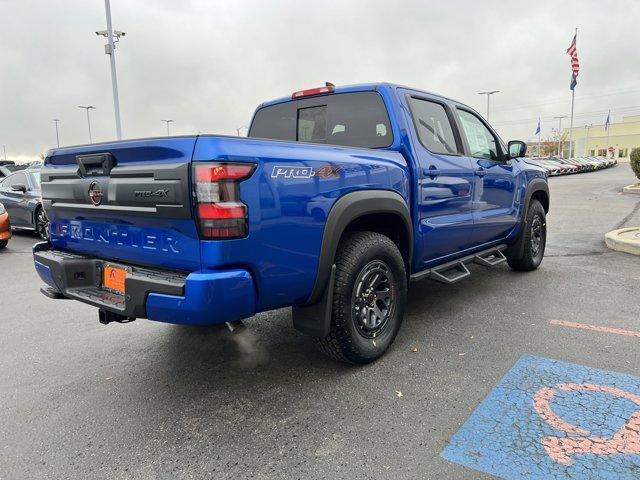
left=631, top=147, right=640, bottom=181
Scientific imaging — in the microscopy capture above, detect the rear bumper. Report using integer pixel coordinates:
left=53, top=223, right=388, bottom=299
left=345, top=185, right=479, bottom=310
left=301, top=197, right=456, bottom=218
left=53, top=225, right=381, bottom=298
left=32, top=242, right=256, bottom=325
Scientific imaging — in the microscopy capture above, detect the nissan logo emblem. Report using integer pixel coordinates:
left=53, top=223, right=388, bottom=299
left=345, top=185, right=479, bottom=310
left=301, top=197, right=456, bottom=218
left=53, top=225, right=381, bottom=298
left=88, top=181, right=103, bottom=206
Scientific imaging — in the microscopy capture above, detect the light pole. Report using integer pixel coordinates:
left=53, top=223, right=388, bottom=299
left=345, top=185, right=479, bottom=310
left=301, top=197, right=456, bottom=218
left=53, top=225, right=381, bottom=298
left=95, top=0, right=124, bottom=140
left=161, top=119, right=174, bottom=136
left=236, top=126, right=248, bottom=136
left=2, top=145, right=6, bottom=161
left=553, top=115, right=567, bottom=157
left=584, top=124, right=593, bottom=156
left=477, top=90, right=500, bottom=121
left=53, top=119, right=61, bottom=147
left=78, top=106, right=96, bottom=143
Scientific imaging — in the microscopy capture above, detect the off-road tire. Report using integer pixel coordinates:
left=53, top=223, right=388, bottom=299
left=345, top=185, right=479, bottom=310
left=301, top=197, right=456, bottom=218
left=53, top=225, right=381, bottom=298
left=315, top=231, right=407, bottom=364
left=506, top=199, right=546, bottom=271
left=0, top=240, right=7, bottom=249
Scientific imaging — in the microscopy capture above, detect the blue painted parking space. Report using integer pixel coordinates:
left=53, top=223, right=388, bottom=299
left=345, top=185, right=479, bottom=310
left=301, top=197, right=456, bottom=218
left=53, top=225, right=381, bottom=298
left=442, top=356, right=640, bottom=479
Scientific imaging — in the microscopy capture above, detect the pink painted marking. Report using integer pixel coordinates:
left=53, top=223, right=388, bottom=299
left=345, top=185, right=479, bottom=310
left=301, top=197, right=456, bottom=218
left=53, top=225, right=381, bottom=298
left=550, top=319, right=640, bottom=338
left=533, top=387, right=588, bottom=435
left=533, top=382, right=640, bottom=465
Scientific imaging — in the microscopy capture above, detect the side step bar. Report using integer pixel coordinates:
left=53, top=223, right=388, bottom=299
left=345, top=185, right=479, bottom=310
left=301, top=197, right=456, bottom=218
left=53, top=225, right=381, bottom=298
left=410, top=245, right=507, bottom=285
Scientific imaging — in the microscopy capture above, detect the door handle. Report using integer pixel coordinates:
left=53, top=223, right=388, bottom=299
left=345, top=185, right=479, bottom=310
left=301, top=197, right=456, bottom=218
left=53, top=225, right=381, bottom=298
left=423, top=166, right=441, bottom=179
left=474, top=168, right=486, bottom=177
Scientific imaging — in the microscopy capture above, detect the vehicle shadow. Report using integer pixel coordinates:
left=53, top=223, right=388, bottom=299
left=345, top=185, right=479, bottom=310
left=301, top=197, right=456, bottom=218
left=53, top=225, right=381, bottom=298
left=123, top=264, right=517, bottom=405
left=0, top=230, right=40, bottom=253
left=132, top=312, right=357, bottom=399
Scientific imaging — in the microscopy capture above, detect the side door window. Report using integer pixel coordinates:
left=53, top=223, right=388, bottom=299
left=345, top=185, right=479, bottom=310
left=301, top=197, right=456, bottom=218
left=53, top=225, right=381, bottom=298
left=456, top=109, right=500, bottom=161
left=6, top=172, right=27, bottom=191
left=408, top=97, right=460, bottom=155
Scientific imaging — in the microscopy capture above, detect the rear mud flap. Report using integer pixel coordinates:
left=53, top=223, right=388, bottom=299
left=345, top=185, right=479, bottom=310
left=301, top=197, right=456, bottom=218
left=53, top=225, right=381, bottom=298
left=292, top=264, right=336, bottom=338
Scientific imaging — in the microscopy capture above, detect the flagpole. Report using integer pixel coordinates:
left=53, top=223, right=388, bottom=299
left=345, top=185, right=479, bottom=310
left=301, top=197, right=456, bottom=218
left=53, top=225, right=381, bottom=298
left=606, top=110, right=611, bottom=157
left=538, top=130, right=542, bottom=157
left=537, top=118, right=542, bottom=156
left=568, top=91, right=575, bottom=158
left=568, top=27, right=577, bottom=159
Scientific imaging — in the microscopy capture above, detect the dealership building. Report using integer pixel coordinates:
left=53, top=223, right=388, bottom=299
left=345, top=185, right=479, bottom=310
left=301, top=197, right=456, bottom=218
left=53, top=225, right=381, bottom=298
left=562, top=115, right=640, bottom=160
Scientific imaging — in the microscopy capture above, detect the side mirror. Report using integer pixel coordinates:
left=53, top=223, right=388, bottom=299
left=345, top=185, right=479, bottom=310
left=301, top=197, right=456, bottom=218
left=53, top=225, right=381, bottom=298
left=11, top=183, right=27, bottom=193
left=508, top=140, right=527, bottom=159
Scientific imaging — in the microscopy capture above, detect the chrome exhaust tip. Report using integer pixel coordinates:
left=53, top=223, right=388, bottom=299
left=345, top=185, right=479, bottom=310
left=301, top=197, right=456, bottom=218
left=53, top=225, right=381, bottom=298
left=225, top=320, right=246, bottom=334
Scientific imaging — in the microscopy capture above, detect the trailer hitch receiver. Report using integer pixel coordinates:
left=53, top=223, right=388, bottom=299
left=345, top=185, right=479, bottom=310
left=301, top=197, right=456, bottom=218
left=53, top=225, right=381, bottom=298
left=99, top=309, right=135, bottom=325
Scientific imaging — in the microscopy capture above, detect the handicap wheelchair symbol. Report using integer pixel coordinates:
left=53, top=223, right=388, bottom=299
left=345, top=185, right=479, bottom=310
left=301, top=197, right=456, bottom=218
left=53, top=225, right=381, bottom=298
left=534, top=383, right=640, bottom=465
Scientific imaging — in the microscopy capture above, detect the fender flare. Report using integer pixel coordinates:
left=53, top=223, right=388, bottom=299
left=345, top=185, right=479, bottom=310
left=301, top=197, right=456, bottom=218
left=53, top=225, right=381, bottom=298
left=506, top=178, right=550, bottom=258
left=292, top=189, right=412, bottom=337
left=524, top=177, right=550, bottom=214
left=308, top=189, right=412, bottom=304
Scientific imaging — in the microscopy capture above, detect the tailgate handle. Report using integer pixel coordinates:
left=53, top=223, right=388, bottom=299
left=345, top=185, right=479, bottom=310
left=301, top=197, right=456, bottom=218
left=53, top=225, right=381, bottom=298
left=77, top=153, right=115, bottom=177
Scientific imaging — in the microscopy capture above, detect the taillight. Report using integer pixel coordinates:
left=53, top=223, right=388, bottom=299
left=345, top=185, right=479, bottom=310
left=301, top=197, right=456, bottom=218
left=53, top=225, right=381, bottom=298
left=291, top=84, right=335, bottom=99
left=192, top=162, right=255, bottom=239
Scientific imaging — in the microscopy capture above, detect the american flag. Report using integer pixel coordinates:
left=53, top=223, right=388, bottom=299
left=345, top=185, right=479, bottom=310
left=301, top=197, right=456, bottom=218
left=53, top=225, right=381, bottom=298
left=567, top=34, right=579, bottom=90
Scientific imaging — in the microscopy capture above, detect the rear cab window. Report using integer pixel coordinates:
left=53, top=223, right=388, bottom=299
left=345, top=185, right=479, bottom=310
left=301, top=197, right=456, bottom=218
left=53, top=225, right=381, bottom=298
left=248, top=91, right=393, bottom=149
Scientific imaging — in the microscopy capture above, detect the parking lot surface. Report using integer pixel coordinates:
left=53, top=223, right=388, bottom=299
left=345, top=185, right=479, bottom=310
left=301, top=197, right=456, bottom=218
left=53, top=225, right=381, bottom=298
left=1, top=165, right=639, bottom=480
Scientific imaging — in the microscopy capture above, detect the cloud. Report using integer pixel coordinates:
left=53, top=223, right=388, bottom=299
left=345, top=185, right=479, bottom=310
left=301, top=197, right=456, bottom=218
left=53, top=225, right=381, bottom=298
left=1, top=0, right=638, bottom=161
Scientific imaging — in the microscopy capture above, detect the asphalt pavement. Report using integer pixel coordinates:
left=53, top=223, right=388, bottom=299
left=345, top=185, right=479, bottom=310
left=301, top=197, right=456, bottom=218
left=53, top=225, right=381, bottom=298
left=1, top=164, right=639, bottom=480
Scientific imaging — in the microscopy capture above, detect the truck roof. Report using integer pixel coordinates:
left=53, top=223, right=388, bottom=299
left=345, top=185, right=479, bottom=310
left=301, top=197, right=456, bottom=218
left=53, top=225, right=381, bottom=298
left=258, top=82, right=468, bottom=109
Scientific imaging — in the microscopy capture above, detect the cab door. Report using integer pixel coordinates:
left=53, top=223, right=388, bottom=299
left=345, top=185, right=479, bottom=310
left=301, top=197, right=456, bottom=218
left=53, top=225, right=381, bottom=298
left=454, top=108, right=518, bottom=245
left=404, top=94, right=475, bottom=268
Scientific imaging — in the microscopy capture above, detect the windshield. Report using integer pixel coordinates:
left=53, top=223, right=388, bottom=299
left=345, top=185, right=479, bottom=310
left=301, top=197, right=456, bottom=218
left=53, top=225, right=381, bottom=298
left=249, top=91, right=393, bottom=149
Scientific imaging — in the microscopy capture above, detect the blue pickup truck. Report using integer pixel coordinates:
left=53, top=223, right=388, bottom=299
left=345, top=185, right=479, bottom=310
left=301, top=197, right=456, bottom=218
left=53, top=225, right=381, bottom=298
left=33, top=82, right=549, bottom=364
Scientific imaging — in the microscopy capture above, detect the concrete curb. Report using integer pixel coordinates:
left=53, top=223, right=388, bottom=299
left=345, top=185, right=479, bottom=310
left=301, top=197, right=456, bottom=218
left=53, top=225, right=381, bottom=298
left=605, top=227, right=640, bottom=256
left=623, top=184, right=640, bottom=195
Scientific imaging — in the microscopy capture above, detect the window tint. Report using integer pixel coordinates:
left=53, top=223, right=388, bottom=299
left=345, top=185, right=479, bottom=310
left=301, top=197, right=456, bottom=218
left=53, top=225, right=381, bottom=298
left=457, top=110, right=499, bottom=160
left=408, top=97, right=458, bottom=155
left=249, top=91, right=392, bottom=149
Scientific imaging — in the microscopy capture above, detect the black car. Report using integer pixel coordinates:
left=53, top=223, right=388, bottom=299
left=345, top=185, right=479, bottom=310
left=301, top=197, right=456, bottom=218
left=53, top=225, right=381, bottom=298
left=0, top=169, right=48, bottom=239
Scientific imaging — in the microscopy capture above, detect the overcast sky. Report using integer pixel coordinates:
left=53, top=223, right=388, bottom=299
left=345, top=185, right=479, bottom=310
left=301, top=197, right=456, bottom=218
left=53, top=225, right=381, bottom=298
left=2, top=0, right=639, bottom=162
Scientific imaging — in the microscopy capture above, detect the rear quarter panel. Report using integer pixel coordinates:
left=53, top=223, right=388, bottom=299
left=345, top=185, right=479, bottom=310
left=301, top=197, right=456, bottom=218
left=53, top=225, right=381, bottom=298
left=193, top=136, right=410, bottom=311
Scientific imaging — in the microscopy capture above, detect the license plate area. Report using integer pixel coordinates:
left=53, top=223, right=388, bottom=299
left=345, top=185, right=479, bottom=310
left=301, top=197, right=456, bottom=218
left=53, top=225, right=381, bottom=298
left=102, top=264, right=130, bottom=294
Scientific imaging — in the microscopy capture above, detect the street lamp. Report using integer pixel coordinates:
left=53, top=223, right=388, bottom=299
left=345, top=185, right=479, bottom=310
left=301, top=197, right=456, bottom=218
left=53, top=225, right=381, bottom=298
left=95, top=0, right=124, bottom=140
left=53, top=119, right=61, bottom=147
left=78, top=106, right=96, bottom=143
left=161, top=119, right=174, bottom=136
left=584, top=124, right=593, bottom=156
left=553, top=115, right=567, bottom=157
left=477, top=90, right=500, bottom=121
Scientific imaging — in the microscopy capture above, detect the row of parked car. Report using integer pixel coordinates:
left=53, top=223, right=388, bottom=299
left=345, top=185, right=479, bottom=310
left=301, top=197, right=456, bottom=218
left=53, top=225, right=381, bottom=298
left=528, top=156, right=617, bottom=176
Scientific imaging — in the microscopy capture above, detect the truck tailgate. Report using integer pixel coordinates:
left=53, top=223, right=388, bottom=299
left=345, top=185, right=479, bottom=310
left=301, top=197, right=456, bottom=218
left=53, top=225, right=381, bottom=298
left=42, top=137, right=200, bottom=272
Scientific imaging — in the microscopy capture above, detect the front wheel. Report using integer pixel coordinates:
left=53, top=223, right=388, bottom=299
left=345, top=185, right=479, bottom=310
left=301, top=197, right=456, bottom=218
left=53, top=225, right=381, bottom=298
left=315, top=232, right=407, bottom=364
left=506, top=199, right=546, bottom=271
left=0, top=240, right=7, bottom=250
